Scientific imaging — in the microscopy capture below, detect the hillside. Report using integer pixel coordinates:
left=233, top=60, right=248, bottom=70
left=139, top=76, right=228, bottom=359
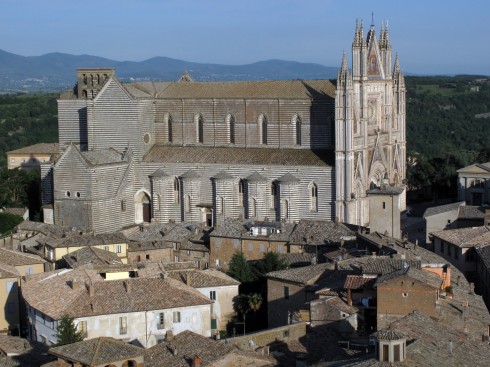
left=0, top=50, right=339, bottom=92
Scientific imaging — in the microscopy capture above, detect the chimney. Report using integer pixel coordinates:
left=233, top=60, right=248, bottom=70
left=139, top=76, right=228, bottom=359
left=192, top=355, right=202, bottom=367
left=166, top=330, right=174, bottom=341
left=88, top=284, right=94, bottom=297
left=185, top=272, right=191, bottom=287
left=371, top=252, right=376, bottom=258
left=124, top=280, right=131, bottom=293
left=470, top=282, right=475, bottom=294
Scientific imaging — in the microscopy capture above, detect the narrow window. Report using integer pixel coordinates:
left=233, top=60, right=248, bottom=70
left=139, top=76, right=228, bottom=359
left=173, top=311, right=181, bottom=323
left=310, top=183, right=318, bottom=212
left=166, top=113, right=173, bottom=143
left=233, top=239, right=239, bottom=249
left=196, top=114, right=204, bottom=143
left=228, top=114, right=235, bottom=144
left=238, top=180, right=244, bottom=207
left=251, top=198, right=257, bottom=218
left=294, top=115, right=302, bottom=145
left=260, top=115, right=268, bottom=145
left=121, top=200, right=126, bottom=212
left=157, top=313, right=165, bottom=329
left=210, top=291, right=216, bottom=300
left=260, top=243, right=265, bottom=252
left=281, top=199, right=289, bottom=220
left=119, top=316, right=127, bottom=334
left=78, top=321, right=87, bottom=338
left=382, top=201, right=386, bottom=209
left=184, top=194, right=191, bottom=213
left=270, top=183, right=276, bottom=209
left=173, top=178, right=180, bottom=204
left=218, top=196, right=224, bottom=214
left=248, top=243, right=253, bottom=252
left=284, top=286, right=290, bottom=300
left=115, top=245, right=122, bottom=253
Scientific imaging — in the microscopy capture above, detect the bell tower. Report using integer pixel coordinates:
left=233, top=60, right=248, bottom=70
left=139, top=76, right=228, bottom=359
left=336, top=19, right=406, bottom=226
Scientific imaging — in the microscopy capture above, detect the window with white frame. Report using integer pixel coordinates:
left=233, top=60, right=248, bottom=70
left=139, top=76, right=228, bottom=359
left=115, top=245, right=122, bottom=253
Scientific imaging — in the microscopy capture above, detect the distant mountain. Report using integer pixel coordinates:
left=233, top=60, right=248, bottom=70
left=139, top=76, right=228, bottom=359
left=0, top=49, right=339, bottom=93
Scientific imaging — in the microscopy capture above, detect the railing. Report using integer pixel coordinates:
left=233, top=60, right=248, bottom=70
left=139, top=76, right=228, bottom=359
left=120, top=327, right=127, bottom=335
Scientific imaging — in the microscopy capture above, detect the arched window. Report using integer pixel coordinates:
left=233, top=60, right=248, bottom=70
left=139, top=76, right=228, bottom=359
left=259, top=114, right=268, bottom=145
left=227, top=114, right=236, bottom=144
left=165, top=113, right=173, bottom=143
left=310, top=183, right=318, bottom=212
left=196, top=114, right=204, bottom=143
left=238, top=180, right=244, bottom=207
left=293, top=115, right=302, bottom=145
left=173, top=178, right=180, bottom=204
left=184, top=194, right=191, bottom=213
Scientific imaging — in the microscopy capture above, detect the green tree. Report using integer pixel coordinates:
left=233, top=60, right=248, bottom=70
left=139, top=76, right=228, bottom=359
left=227, top=252, right=256, bottom=283
left=54, top=314, right=84, bottom=346
left=0, top=213, right=23, bottom=235
left=253, top=251, right=287, bottom=278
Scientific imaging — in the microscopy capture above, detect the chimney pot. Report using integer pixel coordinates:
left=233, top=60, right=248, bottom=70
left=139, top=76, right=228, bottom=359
left=192, top=355, right=202, bottom=367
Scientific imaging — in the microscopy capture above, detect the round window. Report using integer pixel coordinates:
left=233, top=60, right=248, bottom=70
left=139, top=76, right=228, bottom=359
left=66, top=191, right=71, bottom=197
left=144, top=133, right=151, bottom=144
left=76, top=192, right=81, bottom=198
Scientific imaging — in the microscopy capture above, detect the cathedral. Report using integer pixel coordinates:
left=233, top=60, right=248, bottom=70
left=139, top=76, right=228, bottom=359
left=44, top=20, right=406, bottom=234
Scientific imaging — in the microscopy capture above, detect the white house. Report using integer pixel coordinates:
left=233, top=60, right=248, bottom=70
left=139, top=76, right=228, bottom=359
left=22, top=267, right=213, bottom=348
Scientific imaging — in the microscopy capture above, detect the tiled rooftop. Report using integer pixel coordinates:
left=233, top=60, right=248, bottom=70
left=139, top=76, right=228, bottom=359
left=458, top=205, right=486, bottom=219
left=431, top=226, right=490, bottom=247
left=49, top=337, right=144, bottom=365
left=7, top=143, right=59, bottom=155
left=288, top=220, right=356, bottom=246
left=0, top=248, right=44, bottom=266
left=22, top=268, right=212, bottom=319
left=422, top=201, right=464, bottom=217
left=62, top=247, right=122, bottom=268
left=41, top=232, right=128, bottom=248
left=143, top=146, right=334, bottom=167
left=125, top=79, right=336, bottom=100
left=266, top=263, right=333, bottom=285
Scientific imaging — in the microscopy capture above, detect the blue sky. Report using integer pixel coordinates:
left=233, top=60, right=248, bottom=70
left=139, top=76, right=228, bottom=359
left=2, top=0, right=490, bottom=75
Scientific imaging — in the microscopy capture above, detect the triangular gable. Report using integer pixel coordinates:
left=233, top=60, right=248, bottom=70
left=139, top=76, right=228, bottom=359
left=93, top=76, right=134, bottom=104
left=457, top=163, right=490, bottom=174
left=54, top=144, right=90, bottom=171
left=367, top=36, right=385, bottom=79
left=370, top=133, right=387, bottom=170
left=354, top=152, right=365, bottom=185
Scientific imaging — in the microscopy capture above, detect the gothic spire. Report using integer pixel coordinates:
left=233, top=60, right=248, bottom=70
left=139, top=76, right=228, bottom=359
left=353, top=18, right=362, bottom=46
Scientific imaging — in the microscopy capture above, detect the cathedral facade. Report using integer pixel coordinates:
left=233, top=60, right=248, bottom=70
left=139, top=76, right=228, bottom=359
left=46, top=21, right=405, bottom=234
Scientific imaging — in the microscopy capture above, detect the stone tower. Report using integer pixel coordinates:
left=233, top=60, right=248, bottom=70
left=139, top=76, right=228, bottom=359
left=335, top=20, right=406, bottom=226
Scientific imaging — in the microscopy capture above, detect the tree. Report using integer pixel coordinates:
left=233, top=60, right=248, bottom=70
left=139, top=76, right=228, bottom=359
left=253, top=251, right=287, bottom=278
left=227, top=252, right=256, bottom=283
left=54, top=314, right=83, bottom=346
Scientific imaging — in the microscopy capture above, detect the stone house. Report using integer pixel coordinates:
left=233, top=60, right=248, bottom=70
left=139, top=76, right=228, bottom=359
left=475, top=245, right=490, bottom=311
left=134, top=262, right=239, bottom=333
left=123, top=222, right=209, bottom=269
left=210, top=219, right=294, bottom=270
left=46, top=337, right=144, bottom=367
left=309, top=296, right=359, bottom=333
left=34, top=232, right=129, bottom=270
left=6, top=143, right=59, bottom=170
left=0, top=248, right=45, bottom=335
left=375, top=267, right=442, bottom=328
left=457, top=162, right=490, bottom=206
left=266, top=263, right=334, bottom=328
left=431, top=226, right=490, bottom=283
left=22, top=267, right=213, bottom=347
